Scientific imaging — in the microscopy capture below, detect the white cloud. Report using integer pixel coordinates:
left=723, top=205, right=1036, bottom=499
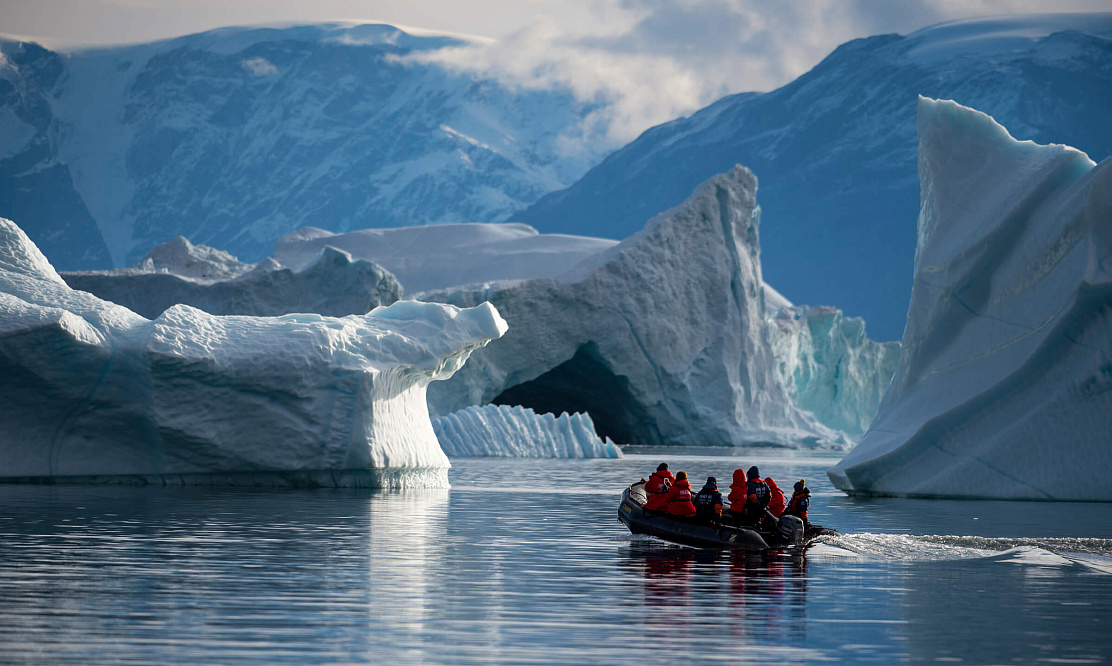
left=240, top=56, right=278, bottom=76
left=404, top=0, right=1109, bottom=145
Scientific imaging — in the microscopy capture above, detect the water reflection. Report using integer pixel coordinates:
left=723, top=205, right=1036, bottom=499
left=620, top=542, right=809, bottom=646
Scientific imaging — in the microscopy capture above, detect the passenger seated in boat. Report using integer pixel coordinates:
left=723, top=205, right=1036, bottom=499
left=723, top=468, right=749, bottom=524
left=664, top=471, right=697, bottom=518
left=787, top=479, right=811, bottom=526
left=765, top=477, right=786, bottom=518
left=739, top=466, right=771, bottom=526
left=642, top=463, right=675, bottom=512
left=693, top=477, right=724, bottom=523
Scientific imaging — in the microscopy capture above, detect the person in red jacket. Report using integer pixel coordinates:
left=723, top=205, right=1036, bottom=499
left=765, top=477, right=786, bottom=518
left=664, top=471, right=697, bottom=518
left=724, top=468, right=749, bottom=523
left=643, top=463, right=675, bottom=512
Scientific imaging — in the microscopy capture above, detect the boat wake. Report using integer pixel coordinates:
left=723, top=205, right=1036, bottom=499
left=811, top=533, right=1112, bottom=573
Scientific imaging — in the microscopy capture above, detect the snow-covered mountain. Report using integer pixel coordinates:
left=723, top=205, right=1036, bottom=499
left=511, top=14, right=1112, bottom=341
left=0, top=23, right=611, bottom=270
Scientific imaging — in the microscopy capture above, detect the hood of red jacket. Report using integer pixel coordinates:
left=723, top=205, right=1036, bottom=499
left=731, top=469, right=747, bottom=486
left=765, top=478, right=780, bottom=491
left=672, top=478, right=691, bottom=491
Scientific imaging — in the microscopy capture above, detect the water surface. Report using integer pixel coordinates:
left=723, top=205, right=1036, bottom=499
left=1, top=450, right=1110, bottom=663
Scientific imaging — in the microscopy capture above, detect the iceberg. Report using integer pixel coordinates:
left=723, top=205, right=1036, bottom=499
left=274, top=223, right=617, bottom=293
left=62, top=236, right=401, bottom=318
left=424, top=166, right=844, bottom=449
left=768, top=303, right=901, bottom=438
left=433, top=404, right=622, bottom=458
left=828, top=98, right=1112, bottom=500
left=0, top=218, right=506, bottom=487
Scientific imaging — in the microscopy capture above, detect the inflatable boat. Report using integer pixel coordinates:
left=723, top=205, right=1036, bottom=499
left=618, top=481, right=836, bottom=551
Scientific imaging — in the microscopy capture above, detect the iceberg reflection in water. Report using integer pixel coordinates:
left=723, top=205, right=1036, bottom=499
left=0, top=454, right=1110, bottom=663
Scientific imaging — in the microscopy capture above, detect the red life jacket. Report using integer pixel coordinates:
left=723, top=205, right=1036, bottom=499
left=787, top=491, right=810, bottom=521
left=726, top=468, right=748, bottom=512
left=645, top=470, right=674, bottom=495
left=665, top=478, right=697, bottom=517
left=765, top=478, right=786, bottom=517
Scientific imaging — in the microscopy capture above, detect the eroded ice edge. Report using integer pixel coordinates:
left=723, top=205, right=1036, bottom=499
left=828, top=98, right=1112, bottom=501
left=0, top=218, right=507, bottom=487
left=434, top=404, right=622, bottom=458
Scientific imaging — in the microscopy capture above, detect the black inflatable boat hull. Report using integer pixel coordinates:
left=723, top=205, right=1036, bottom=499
left=618, top=483, right=830, bottom=551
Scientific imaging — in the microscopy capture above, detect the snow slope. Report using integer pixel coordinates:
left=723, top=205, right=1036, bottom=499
left=511, top=14, right=1112, bottom=341
left=0, top=217, right=506, bottom=486
left=433, top=404, right=622, bottom=458
left=274, top=223, right=617, bottom=293
left=0, top=23, right=612, bottom=269
left=424, top=166, right=844, bottom=449
left=827, top=98, right=1112, bottom=500
left=62, top=236, right=401, bottom=318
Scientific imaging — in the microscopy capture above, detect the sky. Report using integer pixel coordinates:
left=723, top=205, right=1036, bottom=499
left=1, top=0, right=1106, bottom=142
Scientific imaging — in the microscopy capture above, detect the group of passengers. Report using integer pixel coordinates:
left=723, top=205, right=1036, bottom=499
left=641, top=463, right=810, bottom=528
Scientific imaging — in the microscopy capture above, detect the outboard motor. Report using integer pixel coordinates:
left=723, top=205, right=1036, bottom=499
left=777, top=515, right=805, bottom=544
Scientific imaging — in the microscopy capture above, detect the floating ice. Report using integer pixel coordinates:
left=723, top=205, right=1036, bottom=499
left=425, top=166, right=845, bottom=449
left=0, top=218, right=506, bottom=486
left=768, top=304, right=900, bottom=438
left=829, top=98, right=1112, bottom=500
left=62, top=237, right=401, bottom=318
left=433, top=404, right=622, bottom=458
left=274, top=223, right=617, bottom=293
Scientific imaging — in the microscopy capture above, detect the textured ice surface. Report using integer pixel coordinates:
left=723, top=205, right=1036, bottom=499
left=828, top=98, right=1112, bottom=500
left=274, top=223, right=617, bottom=293
left=768, top=304, right=900, bottom=438
left=425, top=167, right=844, bottom=449
left=433, top=404, right=622, bottom=458
left=0, top=218, right=506, bottom=486
left=63, top=236, right=401, bottom=318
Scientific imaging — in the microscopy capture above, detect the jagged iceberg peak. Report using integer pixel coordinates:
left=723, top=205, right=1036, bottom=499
left=828, top=98, right=1112, bottom=500
left=433, top=404, right=622, bottom=459
left=137, top=235, right=252, bottom=282
left=62, top=239, right=402, bottom=319
left=0, top=217, right=507, bottom=486
left=425, top=166, right=844, bottom=449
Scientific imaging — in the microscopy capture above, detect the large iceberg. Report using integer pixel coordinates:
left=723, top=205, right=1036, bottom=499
left=62, top=236, right=401, bottom=318
left=828, top=98, right=1112, bottom=500
left=424, top=166, right=843, bottom=449
left=768, top=303, right=901, bottom=438
left=433, top=404, right=622, bottom=458
left=0, top=218, right=506, bottom=487
left=274, top=223, right=617, bottom=293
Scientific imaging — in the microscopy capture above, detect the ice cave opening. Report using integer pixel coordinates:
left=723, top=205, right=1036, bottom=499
left=490, top=343, right=658, bottom=446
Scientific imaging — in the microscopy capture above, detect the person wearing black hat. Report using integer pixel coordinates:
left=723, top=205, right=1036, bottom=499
left=787, top=479, right=811, bottom=526
left=740, top=465, right=771, bottom=526
left=693, top=476, right=724, bottom=523
left=643, top=463, right=675, bottom=511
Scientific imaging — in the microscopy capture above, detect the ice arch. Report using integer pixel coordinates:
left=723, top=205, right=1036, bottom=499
left=490, top=344, right=658, bottom=445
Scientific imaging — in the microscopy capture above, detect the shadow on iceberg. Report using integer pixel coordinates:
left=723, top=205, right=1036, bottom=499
left=424, top=166, right=845, bottom=449
left=0, top=219, right=506, bottom=487
left=829, top=97, right=1112, bottom=500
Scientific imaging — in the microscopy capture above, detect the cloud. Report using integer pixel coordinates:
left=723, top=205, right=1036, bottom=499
left=241, top=56, right=278, bottom=76
left=405, top=0, right=1107, bottom=146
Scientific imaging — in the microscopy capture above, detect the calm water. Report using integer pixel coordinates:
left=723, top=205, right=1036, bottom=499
left=2, top=449, right=1111, bottom=664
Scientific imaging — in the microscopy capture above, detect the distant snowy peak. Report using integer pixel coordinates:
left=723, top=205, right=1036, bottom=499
left=132, top=236, right=251, bottom=282
left=0, top=22, right=614, bottom=270
left=511, top=12, right=1112, bottom=342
